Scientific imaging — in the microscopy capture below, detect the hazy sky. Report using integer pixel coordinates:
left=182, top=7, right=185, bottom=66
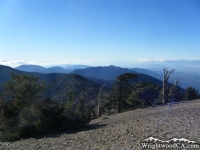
left=1, top=0, right=200, bottom=67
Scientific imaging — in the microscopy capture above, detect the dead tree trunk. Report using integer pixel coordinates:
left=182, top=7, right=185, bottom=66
left=163, top=68, right=175, bottom=104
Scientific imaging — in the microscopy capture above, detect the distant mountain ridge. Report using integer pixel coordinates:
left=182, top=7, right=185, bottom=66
left=15, top=64, right=93, bottom=74
left=7, top=64, right=198, bottom=91
left=72, top=65, right=166, bottom=87
left=130, top=68, right=162, bottom=80
left=72, top=65, right=137, bottom=80
left=61, top=65, right=91, bottom=70
left=0, top=65, right=67, bottom=88
left=15, top=65, right=71, bottom=74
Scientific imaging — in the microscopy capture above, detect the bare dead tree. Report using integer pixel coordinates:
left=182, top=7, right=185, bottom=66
left=163, top=68, right=175, bottom=104
left=172, top=77, right=181, bottom=88
left=97, top=84, right=105, bottom=117
left=170, top=77, right=181, bottom=102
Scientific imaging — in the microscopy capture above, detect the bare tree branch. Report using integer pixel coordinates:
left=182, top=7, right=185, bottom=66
left=163, top=68, right=175, bottom=104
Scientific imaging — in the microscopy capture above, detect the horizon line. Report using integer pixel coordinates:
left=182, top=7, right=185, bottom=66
left=1, top=59, right=200, bottom=68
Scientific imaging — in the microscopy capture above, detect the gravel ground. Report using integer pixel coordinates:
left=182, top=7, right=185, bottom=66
left=1, top=99, right=200, bottom=150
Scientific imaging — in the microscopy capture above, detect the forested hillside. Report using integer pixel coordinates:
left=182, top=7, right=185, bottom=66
left=43, top=74, right=110, bottom=105
left=0, top=65, right=110, bottom=109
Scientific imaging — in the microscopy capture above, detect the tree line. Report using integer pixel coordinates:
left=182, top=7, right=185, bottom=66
left=102, top=70, right=199, bottom=115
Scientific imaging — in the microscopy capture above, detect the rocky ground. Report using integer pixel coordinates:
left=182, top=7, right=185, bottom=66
left=1, top=99, right=200, bottom=150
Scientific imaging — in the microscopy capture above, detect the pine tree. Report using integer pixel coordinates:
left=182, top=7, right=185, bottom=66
left=168, top=84, right=184, bottom=102
left=126, top=82, right=159, bottom=107
left=106, top=73, right=138, bottom=113
left=184, top=86, right=199, bottom=100
left=3, top=73, right=45, bottom=119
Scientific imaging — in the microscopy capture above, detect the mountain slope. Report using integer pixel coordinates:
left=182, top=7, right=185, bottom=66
left=43, top=74, right=110, bottom=104
left=88, top=77, right=115, bottom=88
left=131, top=68, right=162, bottom=80
left=0, top=65, right=65, bottom=86
left=72, top=65, right=165, bottom=87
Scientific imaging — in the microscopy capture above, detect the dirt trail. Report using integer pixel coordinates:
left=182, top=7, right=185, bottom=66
left=1, top=100, right=200, bottom=150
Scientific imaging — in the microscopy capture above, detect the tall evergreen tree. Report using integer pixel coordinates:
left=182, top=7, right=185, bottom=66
left=3, top=73, right=45, bottom=119
left=106, top=73, right=138, bottom=113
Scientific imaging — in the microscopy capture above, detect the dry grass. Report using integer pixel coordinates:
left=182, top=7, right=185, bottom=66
left=1, top=99, right=200, bottom=150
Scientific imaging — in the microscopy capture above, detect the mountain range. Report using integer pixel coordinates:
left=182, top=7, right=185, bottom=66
left=13, top=64, right=200, bottom=91
left=72, top=65, right=165, bottom=87
left=0, top=65, right=65, bottom=86
left=15, top=65, right=71, bottom=74
left=0, top=64, right=169, bottom=105
left=14, top=65, right=165, bottom=87
left=0, top=65, right=109, bottom=106
left=15, top=64, right=92, bottom=74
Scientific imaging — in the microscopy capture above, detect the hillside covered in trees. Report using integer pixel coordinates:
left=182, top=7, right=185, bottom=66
left=0, top=73, right=91, bottom=141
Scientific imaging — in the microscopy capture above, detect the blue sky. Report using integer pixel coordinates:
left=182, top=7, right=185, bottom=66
left=0, top=0, right=200, bottom=67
